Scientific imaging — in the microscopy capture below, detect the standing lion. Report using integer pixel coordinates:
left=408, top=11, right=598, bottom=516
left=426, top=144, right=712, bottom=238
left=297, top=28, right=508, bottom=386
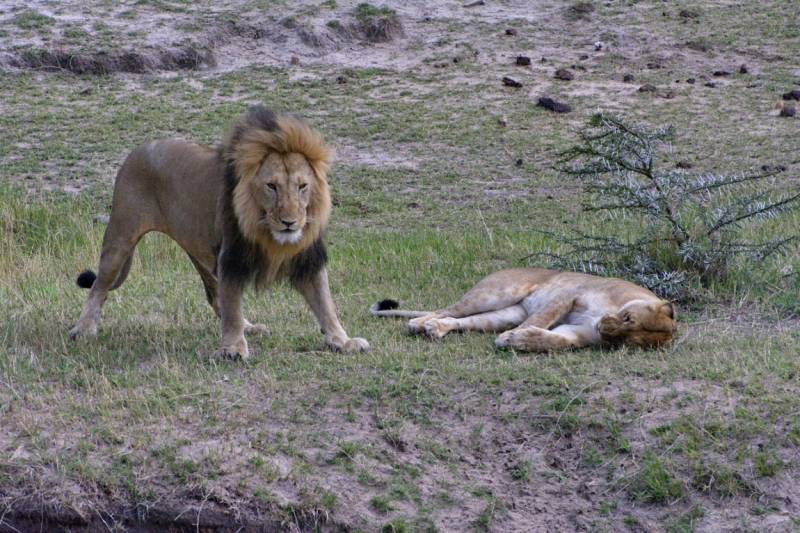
left=70, top=107, right=369, bottom=358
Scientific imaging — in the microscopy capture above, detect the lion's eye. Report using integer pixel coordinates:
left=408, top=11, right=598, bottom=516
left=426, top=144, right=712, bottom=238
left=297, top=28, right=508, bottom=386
left=298, top=183, right=308, bottom=191
left=623, top=315, right=631, bottom=323
left=267, top=183, right=277, bottom=191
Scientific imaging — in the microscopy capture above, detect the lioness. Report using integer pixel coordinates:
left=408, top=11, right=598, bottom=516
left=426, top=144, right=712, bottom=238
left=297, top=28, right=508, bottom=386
left=371, top=268, right=676, bottom=351
left=71, top=107, right=369, bottom=358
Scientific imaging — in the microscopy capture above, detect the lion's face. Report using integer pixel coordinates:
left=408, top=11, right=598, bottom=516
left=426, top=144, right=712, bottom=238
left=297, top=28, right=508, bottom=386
left=233, top=150, right=330, bottom=252
left=253, top=152, right=315, bottom=245
left=598, top=300, right=677, bottom=349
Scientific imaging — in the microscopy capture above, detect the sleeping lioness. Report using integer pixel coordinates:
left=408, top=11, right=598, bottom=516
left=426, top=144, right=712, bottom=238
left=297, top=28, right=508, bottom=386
left=370, top=268, right=677, bottom=351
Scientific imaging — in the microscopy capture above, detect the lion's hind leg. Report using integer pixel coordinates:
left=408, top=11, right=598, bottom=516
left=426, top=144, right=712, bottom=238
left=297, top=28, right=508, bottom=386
left=70, top=229, right=144, bottom=339
left=186, top=253, right=270, bottom=336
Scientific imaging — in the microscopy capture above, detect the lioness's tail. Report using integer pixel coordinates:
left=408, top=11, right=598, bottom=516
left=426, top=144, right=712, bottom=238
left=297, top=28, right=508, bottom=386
left=369, top=299, right=429, bottom=318
left=75, top=254, right=134, bottom=291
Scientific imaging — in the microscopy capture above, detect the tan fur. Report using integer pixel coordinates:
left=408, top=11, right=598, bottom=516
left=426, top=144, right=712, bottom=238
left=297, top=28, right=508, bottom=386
left=70, top=110, right=369, bottom=358
left=371, top=268, right=676, bottom=352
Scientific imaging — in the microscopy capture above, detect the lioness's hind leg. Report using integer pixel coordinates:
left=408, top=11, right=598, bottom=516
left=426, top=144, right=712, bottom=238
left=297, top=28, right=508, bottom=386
left=422, top=305, right=528, bottom=340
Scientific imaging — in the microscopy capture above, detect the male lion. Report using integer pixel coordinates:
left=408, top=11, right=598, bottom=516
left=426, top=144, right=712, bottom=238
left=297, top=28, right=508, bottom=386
left=71, top=107, right=369, bottom=358
left=371, top=268, right=676, bottom=351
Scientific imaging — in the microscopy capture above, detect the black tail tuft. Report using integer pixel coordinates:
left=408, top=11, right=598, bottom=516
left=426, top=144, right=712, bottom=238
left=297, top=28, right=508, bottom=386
left=76, top=270, right=97, bottom=289
left=374, top=299, right=399, bottom=311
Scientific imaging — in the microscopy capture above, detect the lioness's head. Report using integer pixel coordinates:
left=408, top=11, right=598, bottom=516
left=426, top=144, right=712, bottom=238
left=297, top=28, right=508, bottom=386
left=598, top=299, right=677, bottom=349
left=224, top=108, right=333, bottom=252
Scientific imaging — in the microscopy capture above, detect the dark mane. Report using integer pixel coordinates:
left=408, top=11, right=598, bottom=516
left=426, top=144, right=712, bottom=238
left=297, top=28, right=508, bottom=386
left=216, top=106, right=329, bottom=288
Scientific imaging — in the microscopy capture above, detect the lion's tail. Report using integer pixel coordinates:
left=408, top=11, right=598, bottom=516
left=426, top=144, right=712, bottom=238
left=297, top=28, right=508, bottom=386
left=75, top=254, right=134, bottom=291
left=369, top=299, right=429, bottom=318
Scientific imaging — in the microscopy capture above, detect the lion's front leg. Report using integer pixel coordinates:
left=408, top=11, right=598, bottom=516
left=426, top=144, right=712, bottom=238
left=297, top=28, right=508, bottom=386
left=294, top=267, right=369, bottom=353
left=214, top=275, right=249, bottom=359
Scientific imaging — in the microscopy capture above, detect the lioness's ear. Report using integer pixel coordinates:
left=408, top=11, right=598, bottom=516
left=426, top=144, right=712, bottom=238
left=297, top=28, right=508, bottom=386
left=660, top=301, right=676, bottom=320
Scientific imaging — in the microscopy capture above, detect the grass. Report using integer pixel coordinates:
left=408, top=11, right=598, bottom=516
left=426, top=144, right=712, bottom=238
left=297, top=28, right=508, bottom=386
left=2, top=1, right=800, bottom=531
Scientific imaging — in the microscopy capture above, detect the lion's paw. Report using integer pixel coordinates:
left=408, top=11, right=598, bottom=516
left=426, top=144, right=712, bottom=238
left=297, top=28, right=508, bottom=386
left=343, top=337, right=370, bottom=353
left=244, top=321, right=271, bottom=335
left=212, top=346, right=249, bottom=360
left=69, top=324, right=98, bottom=340
left=326, top=336, right=370, bottom=353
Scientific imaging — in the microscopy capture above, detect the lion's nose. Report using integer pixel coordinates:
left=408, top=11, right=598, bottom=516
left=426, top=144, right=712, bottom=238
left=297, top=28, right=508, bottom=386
left=281, top=219, right=297, bottom=228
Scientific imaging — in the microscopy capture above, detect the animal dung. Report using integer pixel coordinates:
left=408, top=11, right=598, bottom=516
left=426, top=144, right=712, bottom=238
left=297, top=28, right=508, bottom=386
left=537, top=97, right=572, bottom=113
left=502, top=76, right=523, bottom=87
left=554, top=68, right=574, bottom=81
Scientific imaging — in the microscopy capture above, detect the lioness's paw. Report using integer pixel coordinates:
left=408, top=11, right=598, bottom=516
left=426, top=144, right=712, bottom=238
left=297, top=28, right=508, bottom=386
left=244, top=321, right=271, bottom=335
left=495, top=331, right=514, bottom=349
left=408, top=317, right=428, bottom=334
left=424, top=318, right=457, bottom=340
left=212, top=346, right=249, bottom=360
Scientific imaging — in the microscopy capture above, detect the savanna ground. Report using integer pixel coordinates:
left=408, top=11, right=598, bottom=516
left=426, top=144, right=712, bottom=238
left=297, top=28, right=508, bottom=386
left=1, top=1, right=800, bottom=532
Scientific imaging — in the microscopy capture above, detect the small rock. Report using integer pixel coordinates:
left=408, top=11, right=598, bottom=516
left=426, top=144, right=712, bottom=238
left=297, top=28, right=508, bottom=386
left=623, top=74, right=635, bottom=82
left=516, top=55, right=531, bottom=66
left=704, top=82, right=716, bottom=88
left=79, top=87, right=93, bottom=96
left=662, top=91, right=676, bottom=99
left=713, top=70, right=731, bottom=77
left=93, top=214, right=111, bottom=224
left=453, top=55, right=464, bottom=63
left=676, top=161, right=693, bottom=169
left=498, top=116, right=508, bottom=127
left=572, top=64, right=586, bottom=71
left=502, top=76, right=523, bottom=88
left=555, top=68, right=574, bottom=81
left=516, top=159, right=523, bottom=166
left=505, top=28, right=518, bottom=36
left=336, top=76, right=348, bottom=84
left=594, top=41, right=603, bottom=51
left=537, top=97, right=572, bottom=113
left=761, top=164, right=788, bottom=172
left=739, top=63, right=748, bottom=74
left=638, top=84, right=657, bottom=92
left=687, top=78, right=696, bottom=84
left=290, top=56, right=300, bottom=65
left=578, top=54, right=589, bottom=60
left=780, top=105, right=796, bottom=117
left=647, top=62, right=663, bottom=69
left=572, top=2, right=595, bottom=13
left=541, top=56, right=548, bottom=62
left=680, top=9, right=699, bottom=18
left=782, top=89, right=800, bottom=101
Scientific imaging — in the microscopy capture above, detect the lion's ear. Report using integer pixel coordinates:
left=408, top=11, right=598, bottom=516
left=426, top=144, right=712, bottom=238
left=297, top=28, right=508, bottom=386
left=659, top=301, right=676, bottom=320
